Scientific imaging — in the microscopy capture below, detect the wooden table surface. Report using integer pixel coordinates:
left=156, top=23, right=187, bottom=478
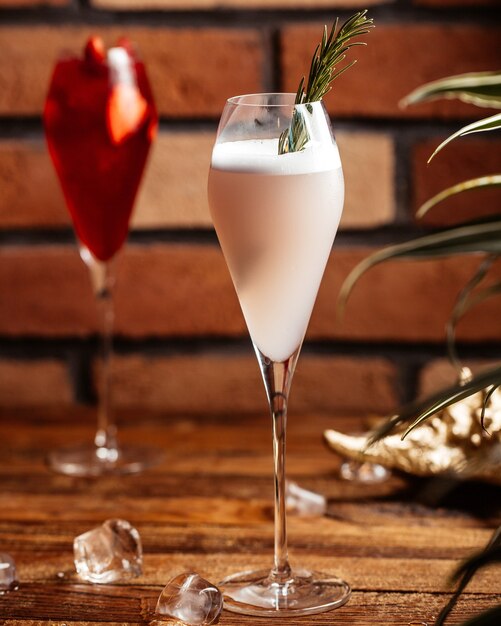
left=0, top=408, right=499, bottom=625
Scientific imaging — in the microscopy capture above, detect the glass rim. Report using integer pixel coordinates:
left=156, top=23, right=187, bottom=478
left=226, top=93, right=321, bottom=107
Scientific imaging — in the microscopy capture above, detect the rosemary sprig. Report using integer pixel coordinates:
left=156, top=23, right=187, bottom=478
left=279, top=10, right=374, bottom=154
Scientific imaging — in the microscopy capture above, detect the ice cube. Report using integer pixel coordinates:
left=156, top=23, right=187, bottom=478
left=285, top=480, right=327, bottom=516
left=74, top=518, right=142, bottom=583
left=339, top=460, right=390, bottom=483
left=155, top=572, right=223, bottom=625
left=0, top=553, right=17, bottom=592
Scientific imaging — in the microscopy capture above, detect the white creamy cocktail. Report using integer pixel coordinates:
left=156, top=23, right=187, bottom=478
left=209, top=136, right=343, bottom=362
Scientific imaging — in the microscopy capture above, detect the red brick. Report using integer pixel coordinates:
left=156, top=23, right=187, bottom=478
left=134, top=132, right=215, bottom=229
left=281, top=24, right=501, bottom=119
left=0, top=247, right=98, bottom=337
left=108, top=353, right=398, bottom=415
left=412, top=137, right=501, bottom=227
left=0, top=139, right=69, bottom=229
left=337, top=132, right=395, bottom=228
left=0, top=131, right=395, bottom=230
left=0, top=26, right=263, bottom=117
left=418, top=358, right=498, bottom=397
left=91, top=0, right=386, bottom=8
left=2, top=244, right=501, bottom=343
left=419, top=359, right=458, bottom=397
left=0, top=359, right=73, bottom=407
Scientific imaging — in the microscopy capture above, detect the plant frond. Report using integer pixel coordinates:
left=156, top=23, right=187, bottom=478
left=445, top=255, right=498, bottom=375
left=428, top=113, right=501, bottom=162
left=338, top=220, right=501, bottom=319
left=457, top=281, right=501, bottom=319
left=480, top=385, right=498, bottom=431
left=401, top=71, right=501, bottom=110
left=435, top=526, right=501, bottom=626
left=416, top=175, right=501, bottom=219
left=457, top=605, right=501, bottom=626
left=366, top=365, right=501, bottom=446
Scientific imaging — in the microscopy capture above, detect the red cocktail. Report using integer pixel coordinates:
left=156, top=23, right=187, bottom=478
left=44, top=37, right=157, bottom=261
left=44, top=37, right=161, bottom=476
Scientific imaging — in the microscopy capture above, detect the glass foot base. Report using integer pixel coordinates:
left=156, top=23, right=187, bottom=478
left=219, top=568, right=351, bottom=616
left=47, top=444, right=164, bottom=477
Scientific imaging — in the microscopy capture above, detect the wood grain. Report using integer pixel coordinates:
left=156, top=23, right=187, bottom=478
left=0, top=410, right=499, bottom=625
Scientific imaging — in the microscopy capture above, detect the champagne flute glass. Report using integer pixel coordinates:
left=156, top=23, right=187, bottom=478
left=43, top=37, right=162, bottom=476
left=208, top=93, right=350, bottom=616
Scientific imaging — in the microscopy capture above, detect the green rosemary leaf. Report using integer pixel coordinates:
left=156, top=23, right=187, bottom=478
left=278, top=10, right=373, bottom=154
left=295, top=77, right=305, bottom=105
left=278, top=109, right=309, bottom=154
left=329, top=60, right=357, bottom=86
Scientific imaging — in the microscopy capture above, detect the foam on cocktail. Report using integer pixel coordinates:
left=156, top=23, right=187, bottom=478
left=211, top=136, right=341, bottom=175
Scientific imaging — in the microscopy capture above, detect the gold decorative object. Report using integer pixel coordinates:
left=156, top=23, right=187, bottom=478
left=324, top=369, right=501, bottom=485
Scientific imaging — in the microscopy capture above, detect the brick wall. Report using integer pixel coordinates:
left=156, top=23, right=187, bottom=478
left=0, top=0, right=500, bottom=416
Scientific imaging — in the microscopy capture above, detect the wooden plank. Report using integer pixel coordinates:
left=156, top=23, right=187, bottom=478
left=6, top=552, right=500, bottom=594
left=0, top=491, right=495, bottom=542
left=0, top=412, right=499, bottom=625
left=0, top=586, right=499, bottom=624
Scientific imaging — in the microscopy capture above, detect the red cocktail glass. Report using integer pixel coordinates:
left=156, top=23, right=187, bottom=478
left=44, top=37, right=162, bottom=476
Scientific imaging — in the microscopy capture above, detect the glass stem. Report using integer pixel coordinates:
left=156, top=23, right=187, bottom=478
left=83, top=250, right=118, bottom=459
left=94, top=279, right=118, bottom=456
left=255, top=346, right=301, bottom=583
left=271, top=389, right=291, bottom=581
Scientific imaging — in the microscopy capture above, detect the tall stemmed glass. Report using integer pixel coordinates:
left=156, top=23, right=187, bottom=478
left=208, top=93, right=350, bottom=615
left=43, top=37, right=161, bottom=476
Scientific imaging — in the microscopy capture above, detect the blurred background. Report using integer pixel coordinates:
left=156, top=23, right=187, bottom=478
left=0, top=0, right=500, bottom=418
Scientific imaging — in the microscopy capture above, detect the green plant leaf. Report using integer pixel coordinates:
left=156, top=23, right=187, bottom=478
left=401, top=71, right=501, bottom=110
left=435, top=526, right=501, bottom=626
left=399, top=370, right=500, bottom=439
left=373, top=69, right=501, bottom=626
left=428, top=113, right=501, bottom=162
left=338, top=220, right=501, bottom=317
left=459, top=281, right=501, bottom=317
left=458, top=605, right=501, bottom=626
left=453, top=530, right=501, bottom=583
left=445, top=256, right=498, bottom=375
left=446, top=266, right=501, bottom=376
left=416, top=175, right=501, bottom=219
left=367, top=364, right=501, bottom=445
left=480, top=385, right=499, bottom=430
